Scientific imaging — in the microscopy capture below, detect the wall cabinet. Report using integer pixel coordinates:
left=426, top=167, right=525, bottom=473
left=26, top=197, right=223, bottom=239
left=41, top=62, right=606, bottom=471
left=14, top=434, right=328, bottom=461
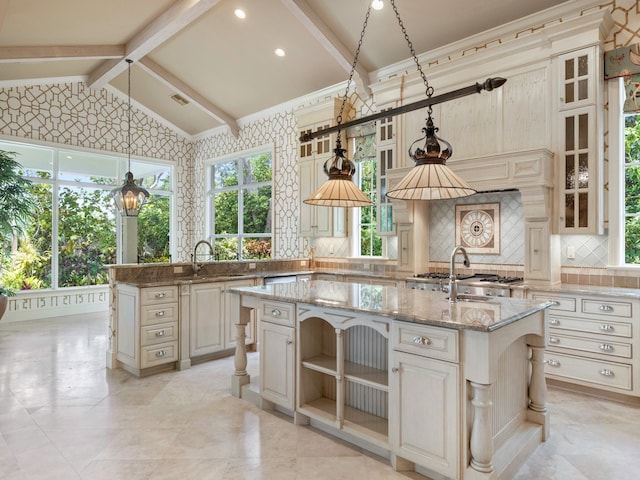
left=296, top=98, right=349, bottom=238
left=530, top=290, right=639, bottom=396
left=555, top=47, right=604, bottom=234
left=390, top=322, right=459, bottom=479
left=115, top=284, right=179, bottom=376
left=299, top=157, right=346, bottom=237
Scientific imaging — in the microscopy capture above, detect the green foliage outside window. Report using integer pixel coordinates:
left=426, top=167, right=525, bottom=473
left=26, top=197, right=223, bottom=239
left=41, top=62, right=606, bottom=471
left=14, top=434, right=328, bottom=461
left=359, top=156, right=382, bottom=257
left=211, top=152, right=272, bottom=260
left=624, top=115, right=640, bottom=264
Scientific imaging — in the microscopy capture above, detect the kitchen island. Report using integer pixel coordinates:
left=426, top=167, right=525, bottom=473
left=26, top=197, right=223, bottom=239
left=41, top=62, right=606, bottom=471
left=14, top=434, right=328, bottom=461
left=229, top=280, right=552, bottom=480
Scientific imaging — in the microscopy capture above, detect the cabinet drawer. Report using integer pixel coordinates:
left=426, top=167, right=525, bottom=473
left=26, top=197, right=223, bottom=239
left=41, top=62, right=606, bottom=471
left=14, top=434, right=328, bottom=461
left=531, top=294, right=576, bottom=312
left=261, top=300, right=295, bottom=326
left=392, top=322, right=458, bottom=363
left=548, top=333, right=631, bottom=359
left=581, top=299, right=633, bottom=319
left=141, top=321, right=178, bottom=346
left=141, top=302, right=178, bottom=326
left=545, top=352, right=632, bottom=391
left=548, top=315, right=632, bottom=338
left=140, top=341, right=178, bottom=368
left=140, top=286, right=178, bottom=305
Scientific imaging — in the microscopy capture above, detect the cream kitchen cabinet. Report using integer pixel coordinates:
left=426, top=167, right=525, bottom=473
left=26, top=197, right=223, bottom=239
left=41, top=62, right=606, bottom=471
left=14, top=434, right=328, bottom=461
left=299, top=157, right=346, bottom=237
left=259, top=300, right=296, bottom=409
left=190, top=279, right=257, bottom=359
left=297, top=305, right=390, bottom=448
left=555, top=46, right=604, bottom=235
left=190, top=282, right=224, bottom=357
left=390, top=322, right=459, bottom=479
left=530, top=290, right=639, bottom=396
left=115, top=284, right=179, bottom=376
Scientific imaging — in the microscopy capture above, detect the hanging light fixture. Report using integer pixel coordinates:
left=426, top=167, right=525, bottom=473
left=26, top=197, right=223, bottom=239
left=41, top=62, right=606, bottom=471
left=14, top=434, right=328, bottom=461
left=385, top=0, right=476, bottom=201
left=304, top=5, right=373, bottom=208
left=111, top=59, right=149, bottom=216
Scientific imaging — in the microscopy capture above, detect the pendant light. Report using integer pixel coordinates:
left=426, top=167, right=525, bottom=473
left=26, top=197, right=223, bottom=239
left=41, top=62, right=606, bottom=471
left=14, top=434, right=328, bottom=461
left=111, top=59, right=149, bottom=216
left=303, top=5, right=373, bottom=208
left=385, top=0, right=476, bottom=201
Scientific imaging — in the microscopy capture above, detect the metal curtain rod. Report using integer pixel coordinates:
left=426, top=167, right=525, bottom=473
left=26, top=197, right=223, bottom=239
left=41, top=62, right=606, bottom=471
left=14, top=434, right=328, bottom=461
left=299, top=77, right=507, bottom=142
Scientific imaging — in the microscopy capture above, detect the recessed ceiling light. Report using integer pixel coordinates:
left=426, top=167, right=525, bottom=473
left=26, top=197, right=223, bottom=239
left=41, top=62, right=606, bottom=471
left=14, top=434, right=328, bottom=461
left=371, top=0, right=384, bottom=10
left=234, top=9, right=246, bottom=19
left=275, top=48, right=286, bottom=57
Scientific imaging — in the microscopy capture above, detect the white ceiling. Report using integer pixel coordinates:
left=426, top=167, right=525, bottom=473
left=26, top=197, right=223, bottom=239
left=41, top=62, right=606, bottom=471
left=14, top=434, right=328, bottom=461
left=0, top=0, right=570, bottom=138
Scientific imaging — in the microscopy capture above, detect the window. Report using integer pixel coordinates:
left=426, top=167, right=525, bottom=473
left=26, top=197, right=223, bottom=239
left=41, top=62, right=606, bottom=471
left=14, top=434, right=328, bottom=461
left=624, top=113, right=640, bottom=264
left=208, top=149, right=272, bottom=260
left=0, top=140, right=173, bottom=291
left=352, top=132, right=382, bottom=257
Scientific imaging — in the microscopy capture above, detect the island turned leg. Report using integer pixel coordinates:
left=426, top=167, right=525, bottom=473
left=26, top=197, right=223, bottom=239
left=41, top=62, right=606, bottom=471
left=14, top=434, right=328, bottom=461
left=469, top=381, right=494, bottom=474
left=335, top=328, right=344, bottom=428
left=231, top=303, right=251, bottom=398
left=528, top=345, right=550, bottom=439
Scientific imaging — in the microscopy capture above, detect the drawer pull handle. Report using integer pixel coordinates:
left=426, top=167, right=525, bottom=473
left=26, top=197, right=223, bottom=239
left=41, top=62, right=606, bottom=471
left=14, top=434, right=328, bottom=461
left=549, top=336, right=560, bottom=344
left=155, top=350, right=166, bottom=358
left=546, top=359, right=560, bottom=367
left=271, top=309, right=281, bottom=317
left=412, top=336, right=431, bottom=346
left=155, top=330, right=166, bottom=337
left=550, top=301, right=560, bottom=306
left=156, top=311, right=165, bottom=317
left=599, top=369, right=614, bottom=377
left=599, top=343, right=613, bottom=352
left=599, top=304, right=613, bottom=312
left=286, top=339, right=293, bottom=345
left=549, top=318, right=560, bottom=326
left=391, top=367, right=399, bottom=373
left=599, top=324, right=614, bottom=332
left=155, top=293, right=166, bottom=299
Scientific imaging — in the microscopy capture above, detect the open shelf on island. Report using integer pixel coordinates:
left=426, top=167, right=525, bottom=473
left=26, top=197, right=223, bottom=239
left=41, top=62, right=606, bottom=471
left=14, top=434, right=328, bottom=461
left=301, top=354, right=337, bottom=375
left=298, top=397, right=338, bottom=426
left=343, top=404, right=389, bottom=447
left=344, top=360, right=388, bottom=391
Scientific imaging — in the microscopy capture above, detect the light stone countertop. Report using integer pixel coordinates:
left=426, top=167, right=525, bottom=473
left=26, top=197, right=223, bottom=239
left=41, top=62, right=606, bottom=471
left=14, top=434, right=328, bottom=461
left=229, top=280, right=553, bottom=332
left=521, top=283, right=640, bottom=300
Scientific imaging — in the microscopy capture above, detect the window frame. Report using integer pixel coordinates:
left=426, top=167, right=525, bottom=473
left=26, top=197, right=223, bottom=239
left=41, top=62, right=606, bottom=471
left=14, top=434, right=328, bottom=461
left=205, top=144, right=274, bottom=261
left=0, top=137, right=175, bottom=290
left=608, top=78, right=638, bottom=269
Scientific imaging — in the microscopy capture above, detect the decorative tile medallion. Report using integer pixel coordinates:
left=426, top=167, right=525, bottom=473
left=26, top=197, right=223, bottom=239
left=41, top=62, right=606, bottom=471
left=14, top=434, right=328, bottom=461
left=455, top=202, right=500, bottom=254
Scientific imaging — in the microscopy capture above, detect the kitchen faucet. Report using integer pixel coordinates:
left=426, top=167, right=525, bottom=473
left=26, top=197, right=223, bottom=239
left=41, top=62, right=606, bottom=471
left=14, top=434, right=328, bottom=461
left=192, top=239, right=214, bottom=274
left=448, top=245, right=471, bottom=303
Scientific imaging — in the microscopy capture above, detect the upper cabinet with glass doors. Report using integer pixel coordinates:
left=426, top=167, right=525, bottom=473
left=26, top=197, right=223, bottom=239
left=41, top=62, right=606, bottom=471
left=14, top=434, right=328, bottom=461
left=556, top=46, right=604, bottom=234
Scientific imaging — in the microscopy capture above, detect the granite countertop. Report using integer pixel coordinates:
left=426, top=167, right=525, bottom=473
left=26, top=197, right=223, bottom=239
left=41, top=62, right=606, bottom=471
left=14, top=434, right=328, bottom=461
left=228, top=280, right=552, bottom=332
left=522, top=283, right=640, bottom=299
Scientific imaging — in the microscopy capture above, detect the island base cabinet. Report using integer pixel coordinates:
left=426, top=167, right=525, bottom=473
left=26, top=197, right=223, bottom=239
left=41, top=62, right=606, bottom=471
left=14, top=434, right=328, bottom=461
left=259, top=321, right=295, bottom=410
left=390, top=350, right=459, bottom=480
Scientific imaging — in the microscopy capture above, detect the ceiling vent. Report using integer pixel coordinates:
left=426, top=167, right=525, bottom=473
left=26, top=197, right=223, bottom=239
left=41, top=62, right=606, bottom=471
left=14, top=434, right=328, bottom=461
left=170, top=94, right=189, bottom=106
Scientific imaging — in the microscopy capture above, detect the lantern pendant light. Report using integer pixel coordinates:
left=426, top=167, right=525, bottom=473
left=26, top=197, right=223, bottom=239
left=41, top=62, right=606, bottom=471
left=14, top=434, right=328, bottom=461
left=303, top=5, right=373, bottom=208
left=111, top=59, right=149, bottom=216
left=383, top=0, right=476, bottom=201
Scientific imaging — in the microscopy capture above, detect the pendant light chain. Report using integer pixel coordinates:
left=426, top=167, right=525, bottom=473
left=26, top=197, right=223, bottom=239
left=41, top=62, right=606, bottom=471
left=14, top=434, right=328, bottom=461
left=336, top=3, right=372, bottom=128
left=126, top=58, right=133, bottom=171
left=389, top=0, right=434, bottom=113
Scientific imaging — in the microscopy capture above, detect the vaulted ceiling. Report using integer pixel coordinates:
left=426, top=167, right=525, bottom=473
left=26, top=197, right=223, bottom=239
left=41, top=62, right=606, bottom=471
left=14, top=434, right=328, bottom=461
left=0, top=0, right=569, bottom=138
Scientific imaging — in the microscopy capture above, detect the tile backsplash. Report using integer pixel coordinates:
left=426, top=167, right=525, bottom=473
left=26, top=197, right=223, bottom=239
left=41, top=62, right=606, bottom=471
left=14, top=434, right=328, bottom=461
left=428, top=191, right=525, bottom=266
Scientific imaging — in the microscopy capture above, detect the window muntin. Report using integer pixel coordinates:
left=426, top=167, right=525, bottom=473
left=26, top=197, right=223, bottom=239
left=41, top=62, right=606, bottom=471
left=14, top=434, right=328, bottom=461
left=208, top=150, right=273, bottom=260
left=0, top=140, right=173, bottom=291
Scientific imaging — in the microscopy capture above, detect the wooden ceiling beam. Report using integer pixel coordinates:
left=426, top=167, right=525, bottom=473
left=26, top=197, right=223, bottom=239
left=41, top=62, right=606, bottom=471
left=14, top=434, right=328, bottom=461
left=86, top=0, right=222, bottom=89
left=281, top=0, right=371, bottom=100
left=0, top=45, right=125, bottom=63
left=138, top=57, right=239, bottom=138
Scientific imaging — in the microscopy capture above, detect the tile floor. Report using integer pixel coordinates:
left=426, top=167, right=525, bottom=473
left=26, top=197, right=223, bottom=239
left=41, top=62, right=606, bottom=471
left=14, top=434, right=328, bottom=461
left=1, top=313, right=640, bottom=479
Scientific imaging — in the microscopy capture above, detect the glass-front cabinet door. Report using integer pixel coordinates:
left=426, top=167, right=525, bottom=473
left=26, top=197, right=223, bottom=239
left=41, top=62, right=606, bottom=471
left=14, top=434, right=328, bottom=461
left=556, top=46, right=603, bottom=234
